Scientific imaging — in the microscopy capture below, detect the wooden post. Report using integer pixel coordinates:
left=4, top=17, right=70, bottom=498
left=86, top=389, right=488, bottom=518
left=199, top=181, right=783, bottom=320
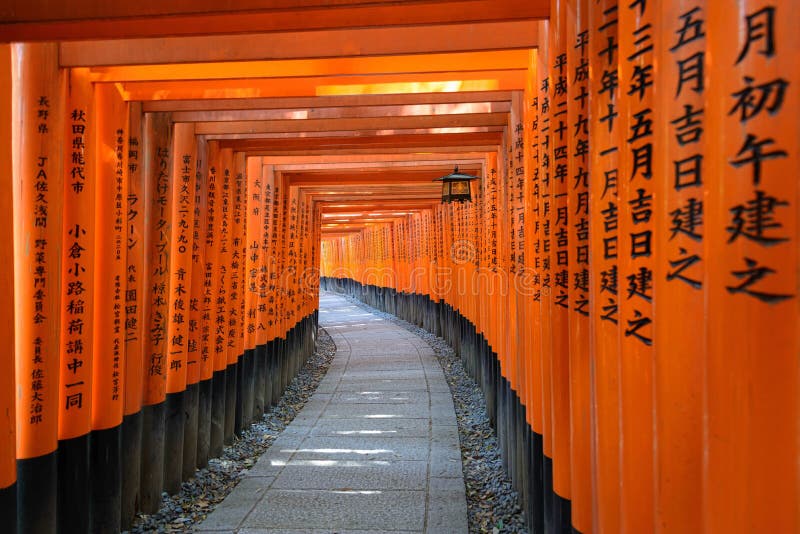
left=139, top=111, right=172, bottom=513
left=205, top=141, right=227, bottom=459
left=705, top=3, right=798, bottom=532
left=588, top=1, right=622, bottom=531
left=163, top=122, right=196, bottom=493
left=57, top=67, right=95, bottom=533
left=217, top=148, right=236, bottom=444
left=566, top=0, right=592, bottom=531
left=121, top=100, right=145, bottom=529
left=245, top=157, right=265, bottom=418
left=229, top=152, right=248, bottom=434
left=653, top=2, right=706, bottom=532
left=0, top=43, right=16, bottom=534
left=91, top=82, right=129, bottom=533
left=190, top=136, right=211, bottom=470
left=12, top=42, right=64, bottom=534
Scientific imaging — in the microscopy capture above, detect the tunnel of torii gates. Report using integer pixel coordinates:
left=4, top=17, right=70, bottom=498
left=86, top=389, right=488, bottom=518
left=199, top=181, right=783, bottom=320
left=0, top=0, right=797, bottom=533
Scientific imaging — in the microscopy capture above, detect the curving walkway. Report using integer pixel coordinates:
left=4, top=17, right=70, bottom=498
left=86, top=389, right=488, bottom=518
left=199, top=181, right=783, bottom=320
left=197, top=292, right=468, bottom=533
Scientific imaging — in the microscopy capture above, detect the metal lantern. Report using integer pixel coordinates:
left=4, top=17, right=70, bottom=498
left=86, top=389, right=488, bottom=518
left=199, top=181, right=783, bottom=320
left=433, top=166, right=479, bottom=203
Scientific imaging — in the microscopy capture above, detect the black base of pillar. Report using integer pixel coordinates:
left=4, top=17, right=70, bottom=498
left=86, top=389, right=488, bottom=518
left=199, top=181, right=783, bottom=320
left=140, top=401, right=166, bottom=514
left=0, top=482, right=16, bottom=534
left=17, top=452, right=56, bottom=534
left=243, top=348, right=255, bottom=426
left=121, top=411, right=143, bottom=530
left=90, top=424, right=122, bottom=533
left=529, top=430, right=545, bottom=534
left=224, top=364, right=237, bottom=445
left=210, top=369, right=226, bottom=457
left=163, top=391, right=185, bottom=494
left=254, top=345, right=266, bottom=418
left=182, top=383, right=199, bottom=481
left=57, top=433, right=90, bottom=533
left=197, top=378, right=213, bottom=469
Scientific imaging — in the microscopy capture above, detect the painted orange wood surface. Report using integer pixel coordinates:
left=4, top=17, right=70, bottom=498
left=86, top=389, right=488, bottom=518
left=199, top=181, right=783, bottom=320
left=12, top=43, right=64, bottom=459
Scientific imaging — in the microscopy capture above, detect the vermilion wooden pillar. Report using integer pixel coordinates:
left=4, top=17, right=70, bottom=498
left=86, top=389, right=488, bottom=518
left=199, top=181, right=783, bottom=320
left=566, top=1, right=591, bottom=531
left=205, top=141, right=226, bottom=459
left=163, top=122, right=197, bottom=493
left=705, top=3, right=798, bottom=532
left=216, top=148, right=236, bottom=444
left=12, top=42, right=64, bottom=534
left=229, top=152, right=248, bottom=434
left=0, top=43, right=17, bottom=534
left=184, top=134, right=207, bottom=474
left=244, top=157, right=265, bottom=417
left=91, top=82, right=129, bottom=533
left=139, top=111, right=172, bottom=513
left=57, top=67, right=95, bottom=533
left=548, top=0, right=573, bottom=528
left=653, top=2, right=706, bottom=533
left=588, top=2, right=621, bottom=532
left=121, top=100, right=145, bottom=529
left=525, top=46, right=546, bottom=534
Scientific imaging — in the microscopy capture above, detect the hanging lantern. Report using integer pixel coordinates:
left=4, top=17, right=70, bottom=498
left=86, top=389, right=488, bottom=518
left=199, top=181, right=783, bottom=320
left=434, top=166, right=479, bottom=203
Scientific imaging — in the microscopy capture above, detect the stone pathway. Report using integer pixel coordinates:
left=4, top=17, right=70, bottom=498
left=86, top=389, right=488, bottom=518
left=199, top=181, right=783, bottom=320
left=197, top=292, right=468, bottom=533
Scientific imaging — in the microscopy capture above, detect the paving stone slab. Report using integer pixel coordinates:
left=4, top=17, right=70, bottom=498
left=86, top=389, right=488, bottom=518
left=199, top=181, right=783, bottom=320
left=242, top=489, right=426, bottom=531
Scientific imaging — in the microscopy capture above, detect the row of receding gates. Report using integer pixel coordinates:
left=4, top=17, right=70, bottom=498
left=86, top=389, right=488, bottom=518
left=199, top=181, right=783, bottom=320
left=320, top=1, right=799, bottom=533
left=2, top=44, right=321, bottom=532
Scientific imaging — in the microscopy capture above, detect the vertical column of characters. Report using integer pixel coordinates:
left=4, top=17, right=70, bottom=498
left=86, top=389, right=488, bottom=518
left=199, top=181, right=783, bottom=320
left=228, top=153, right=246, bottom=368
left=165, top=124, right=197, bottom=390
left=121, top=100, right=145, bottom=528
left=511, top=92, right=528, bottom=418
left=91, top=82, right=129, bottom=532
left=486, top=155, right=500, bottom=357
left=652, top=3, right=706, bottom=532
left=57, top=67, right=95, bottom=532
left=244, top=158, right=262, bottom=354
left=618, top=1, right=656, bottom=530
left=124, top=104, right=144, bottom=420
left=566, top=0, right=591, bottom=531
left=214, top=149, right=232, bottom=375
left=528, top=47, right=545, bottom=437
left=287, top=187, right=299, bottom=334
left=198, top=140, right=217, bottom=391
left=505, top=107, right=519, bottom=397
left=588, top=2, right=621, bottom=531
left=269, top=172, right=289, bottom=342
left=139, top=112, right=172, bottom=512
left=268, top=169, right=285, bottom=404
left=259, top=165, right=275, bottom=351
left=163, top=122, right=196, bottom=493
left=548, top=0, right=573, bottom=523
left=706, top=3, right=798, bottom=532
left=11, top=42, right=64, bottom=533
left=0, top=43, right=16, bottom=528
left=187, top=138, right=208, bottom=388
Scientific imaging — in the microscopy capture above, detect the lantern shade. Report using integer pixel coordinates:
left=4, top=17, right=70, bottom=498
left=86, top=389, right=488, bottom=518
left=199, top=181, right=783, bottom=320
left=433, top=166, right=478, bottom=203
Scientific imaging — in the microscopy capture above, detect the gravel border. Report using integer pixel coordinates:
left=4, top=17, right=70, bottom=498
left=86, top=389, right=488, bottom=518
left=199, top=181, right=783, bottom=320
left=336, top=293, right=527, bottom=534
left=126, top=328, right=337, bottom=534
